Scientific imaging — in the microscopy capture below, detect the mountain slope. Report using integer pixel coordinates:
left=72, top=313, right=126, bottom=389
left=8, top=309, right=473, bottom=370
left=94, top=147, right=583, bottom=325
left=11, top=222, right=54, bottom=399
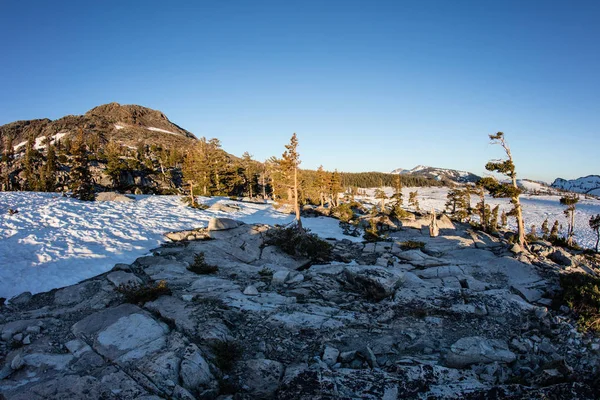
left=1, top=103, right=198, bottom=154
left=551, top=175, right=600, bottom=195
left=391, top=165, right=480, bottom=183
left=0, top=103, right=205, bottom=194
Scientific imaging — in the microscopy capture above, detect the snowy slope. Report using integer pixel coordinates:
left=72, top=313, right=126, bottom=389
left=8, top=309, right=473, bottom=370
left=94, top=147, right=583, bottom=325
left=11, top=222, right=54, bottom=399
left=3, top=189, right=600, bottom=300
left=390, top=165, right=480, bottom=183
left=516, top=179, right=555, bottom=194
left=552, top=175, right=600, bottom=195
left=0, top=193, right=360, bottom=299
left=359, top=187, right=600, bottom=250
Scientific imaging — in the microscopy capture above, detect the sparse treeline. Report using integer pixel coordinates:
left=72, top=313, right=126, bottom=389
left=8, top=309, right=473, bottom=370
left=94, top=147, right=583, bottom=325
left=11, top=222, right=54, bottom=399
left=0, top=129, right=186, bottom=195
left=180, top=137, right=444, bottom=205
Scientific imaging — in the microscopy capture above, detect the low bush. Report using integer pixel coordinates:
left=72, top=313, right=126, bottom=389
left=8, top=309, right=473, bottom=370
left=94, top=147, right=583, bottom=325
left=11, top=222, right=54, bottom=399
left=330, top=203, right=355, bottom=223
left=181, top=196, right=208, bottom=210
left=265, top=226, right=332, bottom=262
left=399, top=240, right=426, bottom=250
left=550, top=236, right=582, bottom=251
left=211, top=340, right=243, bottom=371
left=116, top=280, right=171, bottom=305
left=363, top=217, right=384, bottom=242
left=258, top=267, right=274, bottom=280
left=391, top=205, right=412, bottom=220
left=187, top=252, right=218, bottom=274
left=558, top=272, right=600, bottom=333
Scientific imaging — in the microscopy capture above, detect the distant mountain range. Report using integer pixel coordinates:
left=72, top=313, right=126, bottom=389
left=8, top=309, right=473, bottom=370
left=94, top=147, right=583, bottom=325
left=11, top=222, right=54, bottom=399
left=391, top=165, right=480, bottom=183
left=551, top=175, right=600, bottom=196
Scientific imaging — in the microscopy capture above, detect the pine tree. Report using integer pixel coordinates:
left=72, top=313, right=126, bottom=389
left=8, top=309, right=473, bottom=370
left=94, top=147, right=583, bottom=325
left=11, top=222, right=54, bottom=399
left=445, top=187, right=471, bottom=222
left=2, top=135, right=14, bottom=191
left=183, top=138, right=211, bottom=196
left=281, top=133, right=302, bottom=229
left=104, top=141, right=125, bottom=187
left=500, top=210, right=508, bottom=227
left=390, top=174, right=408, bottom=219
left=408, top=191, right=420, bottom=211
left=207, top=138, right=230, bottom=195
left=374, top=187, right=387, bottom=211
left=482, top=132, right=526, bottom=248
left=490, top=205, right=500, bottom=232
left=43, top=141, right=57, bottom=191
left=315, top=165, right=329, bottom=207
left=266, top=156, right=283, bottom=201
left=529, top=225, right=537, bottom=239
left=541, top=218, right=550, bottom=239
left=474, top=184, right=491, bottom=231
left=241, top=152, right=257, bottom=198
left=69, top=129, right=95, bottom=201
left=560, top=193, right=579, bottom=246
left=391, top=175, right=403, bottom=206
left=329, top=170, right=343, bottom=207
left=589, top=214, right=600, bottom=253
left=23, top=134, right=38, bottom=190
left=260, top=161, right=268, bottom=200
left=550, top=220, right=560, bottom=240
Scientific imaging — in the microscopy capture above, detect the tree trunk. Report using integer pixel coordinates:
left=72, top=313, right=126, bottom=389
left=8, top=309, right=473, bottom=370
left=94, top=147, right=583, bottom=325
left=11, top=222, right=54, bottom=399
left=506, top=162, right=526, bottom=248
left=188, top=180, right=195, bottom=207
left=595, top=232, right=599, bottom=253
left=568, top=209, right=575, bottom=246
left=294, top=166, right=302, bottom=229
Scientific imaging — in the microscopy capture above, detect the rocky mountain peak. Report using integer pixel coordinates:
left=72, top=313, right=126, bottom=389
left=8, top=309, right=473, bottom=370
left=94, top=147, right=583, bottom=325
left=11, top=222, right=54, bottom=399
left=86, top=102, right=167, bottom=124
left=85, top=102, right=195, bottom=139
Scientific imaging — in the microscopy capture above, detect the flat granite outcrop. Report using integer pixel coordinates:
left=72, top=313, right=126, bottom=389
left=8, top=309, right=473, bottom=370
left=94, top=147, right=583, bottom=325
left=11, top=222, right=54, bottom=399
left=1, top=218, right=599, bottom=399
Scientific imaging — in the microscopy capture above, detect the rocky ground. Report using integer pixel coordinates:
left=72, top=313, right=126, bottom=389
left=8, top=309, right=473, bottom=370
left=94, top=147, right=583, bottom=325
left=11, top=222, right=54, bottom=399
left=1, top=216, right=599, bottom=399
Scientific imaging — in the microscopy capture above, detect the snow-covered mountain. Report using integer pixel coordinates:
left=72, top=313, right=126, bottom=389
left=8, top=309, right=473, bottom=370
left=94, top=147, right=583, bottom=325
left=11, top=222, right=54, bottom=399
left=516, top=179, right=555, bottom=194
left=551, top=175, right=600, bottom=196
left=391, top=165, right=480, bottom=183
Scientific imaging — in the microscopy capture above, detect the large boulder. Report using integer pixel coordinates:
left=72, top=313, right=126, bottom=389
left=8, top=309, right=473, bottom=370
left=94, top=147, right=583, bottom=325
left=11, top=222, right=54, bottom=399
left=71, top=304, right=169, bottom=363
left=239, top=359, right=284, bottom=398
left=549, top=248, right=573, bottom=266
left=438, top=214, right=456, bottom=230
left=343, top=265, right=404, bottom=301
left=207, top=217, right=243, bottom=231
left=95, top=192, right=134, bottom=202
left=208, top=203, right=241, bottom=213
left=179, top=344, right=216, bottom=392
left=445, top=336, right=516, bottom=368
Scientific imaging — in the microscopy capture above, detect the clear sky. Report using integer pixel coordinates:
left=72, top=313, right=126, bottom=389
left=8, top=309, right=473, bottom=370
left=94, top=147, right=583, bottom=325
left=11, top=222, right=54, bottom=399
left=1, top=0, right=598, bottom=182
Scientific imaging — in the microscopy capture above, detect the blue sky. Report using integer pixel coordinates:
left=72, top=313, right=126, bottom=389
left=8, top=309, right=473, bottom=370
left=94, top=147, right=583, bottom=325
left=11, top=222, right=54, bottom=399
left=1, top=1, right=598, bottom=182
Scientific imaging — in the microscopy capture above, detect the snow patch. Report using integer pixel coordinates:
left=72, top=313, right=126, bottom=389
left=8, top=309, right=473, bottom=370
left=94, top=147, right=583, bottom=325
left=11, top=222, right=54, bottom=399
left=0, top=193, right=359, bottom=299
left=13, top=141, right=26, bottom=151
left=359, top=186, right=600, bottom=251
left=13, top=132, right=69, bottom=152
left=147, top=127, right=183, bottom=136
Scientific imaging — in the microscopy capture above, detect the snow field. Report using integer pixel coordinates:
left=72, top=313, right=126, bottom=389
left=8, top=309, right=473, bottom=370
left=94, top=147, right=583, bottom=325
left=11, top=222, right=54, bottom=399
left=1, top=188, right=599, bottom=300
left=359, top=187, right=600, bottom=249
left=0, top=192, right=358, bottom=299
